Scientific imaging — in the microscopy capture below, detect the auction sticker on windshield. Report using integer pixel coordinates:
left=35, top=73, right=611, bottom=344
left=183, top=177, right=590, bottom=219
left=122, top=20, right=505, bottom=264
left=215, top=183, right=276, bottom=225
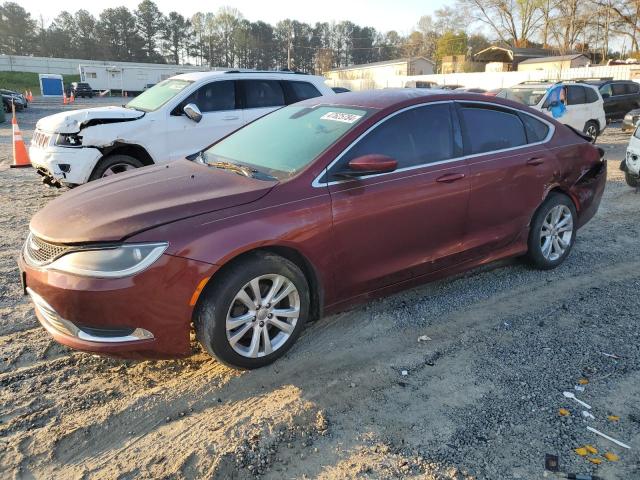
left=320, top=112, right=363, bottom=124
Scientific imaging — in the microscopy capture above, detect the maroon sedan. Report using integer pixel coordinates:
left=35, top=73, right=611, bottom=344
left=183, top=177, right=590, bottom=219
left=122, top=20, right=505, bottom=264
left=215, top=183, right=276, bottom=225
left=19, top=90, right=606, bottom=369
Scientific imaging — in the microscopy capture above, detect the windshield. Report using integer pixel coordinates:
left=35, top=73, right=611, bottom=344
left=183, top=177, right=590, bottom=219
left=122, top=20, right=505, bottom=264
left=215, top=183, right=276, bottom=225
left=126, top=79, right=193, bottom=112
left=498, top=87, right=548, bottom=106
left=202, top=105, right=371, bottom=178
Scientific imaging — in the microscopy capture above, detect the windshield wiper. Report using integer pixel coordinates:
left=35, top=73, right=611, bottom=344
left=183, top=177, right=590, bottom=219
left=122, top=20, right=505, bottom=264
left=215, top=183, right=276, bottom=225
left=207, top=160, right=256, bottom=178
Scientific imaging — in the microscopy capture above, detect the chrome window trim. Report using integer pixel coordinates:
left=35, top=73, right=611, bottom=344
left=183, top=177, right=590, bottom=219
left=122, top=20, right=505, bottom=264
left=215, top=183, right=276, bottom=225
left=312, top=99, right=555, bottom=188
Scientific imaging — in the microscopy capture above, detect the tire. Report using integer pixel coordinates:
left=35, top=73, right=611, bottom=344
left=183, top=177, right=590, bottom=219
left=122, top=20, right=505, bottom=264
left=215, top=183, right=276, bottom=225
left=583, top=120, right=599, bottom=144
left=89, top=154, right=143, bottom=181
left=625, top=172, right=639, bottom=188
left=526, top=192, right=577, bottom=270
left=194, top=252, right=310, bottom=369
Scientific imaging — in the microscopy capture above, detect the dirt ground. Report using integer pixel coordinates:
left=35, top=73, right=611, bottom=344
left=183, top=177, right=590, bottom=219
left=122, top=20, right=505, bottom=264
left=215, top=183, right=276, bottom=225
left=0, top=99, right=639, bottom=480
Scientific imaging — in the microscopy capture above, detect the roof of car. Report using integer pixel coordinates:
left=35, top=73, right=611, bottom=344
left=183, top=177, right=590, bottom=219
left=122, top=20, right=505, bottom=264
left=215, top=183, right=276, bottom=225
left=172, top=70, right=322, bottom=82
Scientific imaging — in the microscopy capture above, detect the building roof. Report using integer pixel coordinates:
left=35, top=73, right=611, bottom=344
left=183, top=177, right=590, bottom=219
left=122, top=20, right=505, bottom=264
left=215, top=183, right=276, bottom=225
left=327, top=57, right=435, bottom=73
left=519, top=54, right=589, bottom=65
left=474, top=46, right=555, bottom=62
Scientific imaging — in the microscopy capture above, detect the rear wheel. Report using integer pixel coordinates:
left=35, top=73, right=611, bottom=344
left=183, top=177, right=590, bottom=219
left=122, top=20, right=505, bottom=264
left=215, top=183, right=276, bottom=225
left=526, top=193, right=577, bottom=270
left=583, top=121, right=599, bottom=143
left=195, top=252, right=310, bottom=369
left=89, top=154, right=143, bottom=181
left=625, top=172, right=639, bottom=188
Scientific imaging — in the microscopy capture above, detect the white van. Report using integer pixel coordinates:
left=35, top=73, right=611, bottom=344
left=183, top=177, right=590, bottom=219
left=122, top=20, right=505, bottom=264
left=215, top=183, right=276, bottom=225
left=498, top=81, right=606, bottom=142
left=622, top=126, right=640, bottom=188
left=29, top=71, right=335, bottom=187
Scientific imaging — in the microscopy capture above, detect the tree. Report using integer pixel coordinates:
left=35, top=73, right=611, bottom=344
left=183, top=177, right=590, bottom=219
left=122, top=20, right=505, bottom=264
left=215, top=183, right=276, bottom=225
left=436, top=31, right=469, bottom=60
left=135, top=0, right=165, bottom=61
left=97, top=7, right=145, bottom=61
left=74, top=10, right=98, bottom=59
left=162, top=11, right=190, bottom=64
left=457, top=0, right=545, bottom=47
left=46, top=11, right=77, bottom=58
left=0, top=2, right=37, bottom=55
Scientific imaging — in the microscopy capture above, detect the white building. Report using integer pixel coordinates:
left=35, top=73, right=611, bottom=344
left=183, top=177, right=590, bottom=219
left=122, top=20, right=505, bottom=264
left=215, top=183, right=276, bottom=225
left=325, top=57, right=435, bottom=82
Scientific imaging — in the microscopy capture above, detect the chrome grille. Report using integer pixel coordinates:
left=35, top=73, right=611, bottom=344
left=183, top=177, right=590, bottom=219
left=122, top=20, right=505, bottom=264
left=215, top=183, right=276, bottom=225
left=24, top=234, right=71, bottom=266
left=31, top=130, right=52, bottom=149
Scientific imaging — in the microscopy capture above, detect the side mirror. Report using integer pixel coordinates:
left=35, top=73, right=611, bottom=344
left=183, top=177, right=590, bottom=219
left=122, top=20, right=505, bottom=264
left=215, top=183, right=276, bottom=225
left=184, top=103, right=202, bottom=123
left=334, top=154, right=398, bottom=178
left=601, top=93, right=610, bottom=99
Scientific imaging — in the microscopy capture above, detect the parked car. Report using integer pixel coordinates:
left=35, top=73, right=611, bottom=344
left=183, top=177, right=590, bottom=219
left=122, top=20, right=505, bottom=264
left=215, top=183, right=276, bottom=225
left=454, top=87, right=487, bottom=94
left=579, top=79, right=640, bottom=121
left=332, top=87, right=351, bottom=93
left=29, top=70, right=335, bottom=187
left=439, top=84, right=465, bottom=90
left=498, top=81, right=606, bottom=142
left=70, top=82, right=94, bottom=98
left=1, top=89, right=28, bottom=112
left=404, top=80, right=440, bottom=89
left=484, top=88, right=503, bottom=97
left=622, top=108, right=640, bottom=133
left=621, top=125, right=640, bottom=187
left=20, top=90, right=606, bottom=368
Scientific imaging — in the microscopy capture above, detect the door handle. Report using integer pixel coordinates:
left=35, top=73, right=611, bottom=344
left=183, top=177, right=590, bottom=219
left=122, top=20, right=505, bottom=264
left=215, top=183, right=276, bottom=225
left=436, top=173, right=465, bottom=183
left=223, top=115, right=239, bottom=121
left=527, top=157, right=545, bottom=166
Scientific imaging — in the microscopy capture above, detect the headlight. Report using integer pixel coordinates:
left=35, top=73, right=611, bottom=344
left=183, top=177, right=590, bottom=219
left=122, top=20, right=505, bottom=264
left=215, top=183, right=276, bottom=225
left=48, top=242, right=168, bottom=278
left=55, top=133, right=83, bottom=147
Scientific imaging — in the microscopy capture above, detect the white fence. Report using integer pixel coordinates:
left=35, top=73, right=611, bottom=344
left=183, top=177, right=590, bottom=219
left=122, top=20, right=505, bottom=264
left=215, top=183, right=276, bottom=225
left=325, top=65, right=640, bottom=91
left=0, top=54, right=204, bottom=76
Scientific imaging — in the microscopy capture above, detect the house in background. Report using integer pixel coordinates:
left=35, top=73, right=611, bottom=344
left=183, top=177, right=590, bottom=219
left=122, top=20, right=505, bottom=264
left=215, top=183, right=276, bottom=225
left=474, top=46, right=556, bottom=72
left=518, top=54, right=591, bottom=72
left=325, top=57, right=435, bottom=82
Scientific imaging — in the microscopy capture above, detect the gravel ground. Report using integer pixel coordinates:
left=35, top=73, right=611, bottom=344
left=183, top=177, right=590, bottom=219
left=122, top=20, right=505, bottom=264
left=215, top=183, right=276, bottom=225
left=0, top=99, right=639, bottom=479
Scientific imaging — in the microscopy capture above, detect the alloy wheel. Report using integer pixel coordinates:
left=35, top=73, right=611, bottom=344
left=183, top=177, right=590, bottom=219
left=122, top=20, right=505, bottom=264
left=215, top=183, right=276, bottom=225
left=586, top=124, right=598, bottom=142
left=540, top=205, right=573, bottom=261
left=102, top=163, right=136, bottom=177
left=225, top=274, right=300, bottom=358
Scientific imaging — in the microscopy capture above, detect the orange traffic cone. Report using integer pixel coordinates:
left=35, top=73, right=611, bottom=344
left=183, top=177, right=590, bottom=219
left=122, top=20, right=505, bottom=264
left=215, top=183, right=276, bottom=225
left=63, top=91, right=68, bottom=105
left=70, top=91, right=75, bottom=103
left=28, top=90, right=33, bottom=102
left=10, top=105, right=31, bottom=169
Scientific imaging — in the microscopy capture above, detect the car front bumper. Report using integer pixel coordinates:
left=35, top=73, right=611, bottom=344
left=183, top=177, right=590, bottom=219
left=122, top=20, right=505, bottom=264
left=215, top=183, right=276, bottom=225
left=19, top=252, right=219, bottom=359
left=29, top=144, right=102, bottom=186
left=622, top=115, right=639, bottom=133
left=624, top=149, right=640, bottom=177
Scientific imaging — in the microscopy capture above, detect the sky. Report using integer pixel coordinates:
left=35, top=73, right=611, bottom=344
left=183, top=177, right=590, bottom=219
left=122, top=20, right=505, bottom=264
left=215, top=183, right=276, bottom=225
left=19, top=0, right=450, bottom=35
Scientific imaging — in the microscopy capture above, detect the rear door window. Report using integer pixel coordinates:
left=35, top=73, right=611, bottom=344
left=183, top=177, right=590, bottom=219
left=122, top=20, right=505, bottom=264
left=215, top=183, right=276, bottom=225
left=566, top=86, right=586, bottom=105
left=584, top=87, right=599, bottom=103
left=459, top=106, right=527, bottom=154
left=626, top=83, right=640, bottom=94
left=520, top=114, right=550, bottom=143
left=242, top=80, right=285, bottom=108
left=284, top=81, right=322, bottom=103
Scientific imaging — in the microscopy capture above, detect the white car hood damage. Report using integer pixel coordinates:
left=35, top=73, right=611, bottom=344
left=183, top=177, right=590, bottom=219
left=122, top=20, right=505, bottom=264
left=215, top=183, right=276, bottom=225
left=36, top=106, right=144, bottom=134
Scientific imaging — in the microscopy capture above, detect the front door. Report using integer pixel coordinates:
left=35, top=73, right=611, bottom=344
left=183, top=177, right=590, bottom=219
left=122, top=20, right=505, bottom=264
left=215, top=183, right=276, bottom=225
left=166, top=80, right=242, bottom=161
left=326, top=102, right=470, bottom=300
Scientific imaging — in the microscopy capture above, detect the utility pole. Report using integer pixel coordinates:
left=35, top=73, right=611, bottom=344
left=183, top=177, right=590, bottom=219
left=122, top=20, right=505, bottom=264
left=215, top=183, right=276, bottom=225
left=287, top=24, right=294, bottom=70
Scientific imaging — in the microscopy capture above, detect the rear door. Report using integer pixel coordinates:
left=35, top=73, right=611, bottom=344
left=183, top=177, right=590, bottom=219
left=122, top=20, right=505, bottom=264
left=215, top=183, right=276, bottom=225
left=166, top=79, right=241, bottom=160
left=239, top=79, right=286, bottom=124
left=564, top=85, right=589, bottom=131
left=457, top=102, right=559, bottom=257
left=326, top=102, right=470, bottom=299
left=611, top=83, right=628, bottom=118
left=624, top=82, right=640, bottom=114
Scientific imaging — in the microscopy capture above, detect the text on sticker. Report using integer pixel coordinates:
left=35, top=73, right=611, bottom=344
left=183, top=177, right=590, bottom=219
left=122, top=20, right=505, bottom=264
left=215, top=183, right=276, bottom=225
left=320, top=112, right=363, bottom=124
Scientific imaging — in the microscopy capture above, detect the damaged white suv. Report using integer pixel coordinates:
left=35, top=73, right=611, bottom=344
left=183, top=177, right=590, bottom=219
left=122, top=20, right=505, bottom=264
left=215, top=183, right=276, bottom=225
left=29, top=71, right=334, bottom=187
left=622, top=125, right=640, bottom=188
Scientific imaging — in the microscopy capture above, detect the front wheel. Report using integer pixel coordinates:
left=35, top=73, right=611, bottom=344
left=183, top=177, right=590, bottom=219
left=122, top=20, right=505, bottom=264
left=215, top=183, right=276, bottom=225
left=626, top=172, right=639, bottom=188
left=89, top=154, right=143, bottom=181
left=195, top=252, right=310, bottom=369
left=526, top=193, right=577, bottom=270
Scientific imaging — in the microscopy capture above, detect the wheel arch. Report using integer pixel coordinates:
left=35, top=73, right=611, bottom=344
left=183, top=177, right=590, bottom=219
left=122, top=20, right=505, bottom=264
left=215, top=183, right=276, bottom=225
left=195, top=245, right=324, bottom=324
left=98, top=142, right=155, bottom=166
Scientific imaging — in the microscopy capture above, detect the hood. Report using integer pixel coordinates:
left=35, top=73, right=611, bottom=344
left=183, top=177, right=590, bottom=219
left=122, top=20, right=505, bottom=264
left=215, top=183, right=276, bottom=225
left=35, top=106, right=145, bottom=134
left=30, top=160, right=277, bottom=244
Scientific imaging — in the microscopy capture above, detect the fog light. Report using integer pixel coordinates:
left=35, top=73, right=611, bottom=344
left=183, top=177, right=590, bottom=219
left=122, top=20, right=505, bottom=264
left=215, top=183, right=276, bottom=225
left=58, top=164, right=71, bottom=173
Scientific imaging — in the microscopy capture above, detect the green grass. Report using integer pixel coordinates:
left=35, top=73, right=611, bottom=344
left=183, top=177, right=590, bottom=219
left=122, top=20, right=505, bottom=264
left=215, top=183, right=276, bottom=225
left=0, top=71, right=80, bottom=94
